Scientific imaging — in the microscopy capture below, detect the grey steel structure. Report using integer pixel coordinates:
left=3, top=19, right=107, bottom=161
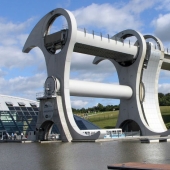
left=0, top=94, right=99, bottom=138
left=23, top=8, right=170, bottom=142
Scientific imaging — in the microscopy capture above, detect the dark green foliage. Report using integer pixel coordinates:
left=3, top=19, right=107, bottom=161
left=158, top=93, right=170, bottom=106
left=72, top=93, right=170, bottom=113
left=72, top=103, right=119, bottom=113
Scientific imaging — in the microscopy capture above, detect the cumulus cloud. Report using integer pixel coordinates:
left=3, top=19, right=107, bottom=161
left=0, top=69, right=7, bottom=77
left=158, top=83, right=170, bottom=93
left=73, top=3, right=141, bottom=34
left=0, top=73, right=45, bottom=100
left=0, top=18, right=33, bottom=35
left=0, top=18, right=33, bottom=48
left=0, top=17, right=47, bottom=100
left=152, top=13, right=170, bottom=42
left=70, top=96, right=119, bottom=109
left=72, top=1, right=156, bottom=34
left=123, top=0, right=156, bottom=14
left=156, top=0, right=170, bottom=11
left=0, top=46, right=35, bottom=69
left=71, top=99, right=88, bottom=109
left=70, top=53, right=117, bottom=82
left=0, top=18, right=45, bottom=70
left=1, top=0, right=169, bottom=108
left=156, top=70, right=170, bottom=94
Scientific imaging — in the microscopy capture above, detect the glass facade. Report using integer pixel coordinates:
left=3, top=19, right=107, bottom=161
left=0, top=101, right=99, bottom=137
left=0, top=104, right=40, bottom=135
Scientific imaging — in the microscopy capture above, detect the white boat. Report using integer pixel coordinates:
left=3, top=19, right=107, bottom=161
left=81, top=128, right=125, bottom=138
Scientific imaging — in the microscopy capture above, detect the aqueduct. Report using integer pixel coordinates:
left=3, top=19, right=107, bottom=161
left=23, top=8, right=170, bottom=142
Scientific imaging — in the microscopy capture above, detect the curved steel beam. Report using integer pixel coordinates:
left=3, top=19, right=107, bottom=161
left=23, top=8, right=100, bottom=142
left=23, top=8, right=170, bottom=139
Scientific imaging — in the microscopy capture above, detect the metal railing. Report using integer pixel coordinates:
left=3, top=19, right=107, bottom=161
left=124, top=131, right=141, bottom=137
left=36, top=92, right=44, bottom=99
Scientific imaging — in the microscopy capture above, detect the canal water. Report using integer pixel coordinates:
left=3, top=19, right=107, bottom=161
left=0, top=141, right=170, bottom=170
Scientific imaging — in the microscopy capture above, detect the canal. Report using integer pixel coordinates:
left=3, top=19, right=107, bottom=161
left=0, top=140, right=170, bottom=170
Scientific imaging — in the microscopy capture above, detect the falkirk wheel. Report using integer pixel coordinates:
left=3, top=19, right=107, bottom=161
left=23, top=8, right=170, bottom=142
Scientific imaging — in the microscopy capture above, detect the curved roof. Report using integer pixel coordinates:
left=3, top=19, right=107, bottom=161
left=0, top=94, right=99, bottom=134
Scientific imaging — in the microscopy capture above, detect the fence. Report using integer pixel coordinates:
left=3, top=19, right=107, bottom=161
left=99, top=131, right=141, bottom=139
left=124, top=131, right=141, bottom=137
left=87, top=114, right=117, bottom=122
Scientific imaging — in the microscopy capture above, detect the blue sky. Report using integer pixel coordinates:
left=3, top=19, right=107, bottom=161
left=0, top=0, right=170, bottom=109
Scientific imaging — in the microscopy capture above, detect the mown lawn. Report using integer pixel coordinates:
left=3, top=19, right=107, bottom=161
left=161, top=106, right=170, bottom=127
left=78, top=106, right=170, bottom=129
left=87, top=111, right=118, bottom=129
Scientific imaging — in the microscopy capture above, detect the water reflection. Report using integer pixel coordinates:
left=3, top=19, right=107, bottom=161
left=0, top=141, right=170, bottom=170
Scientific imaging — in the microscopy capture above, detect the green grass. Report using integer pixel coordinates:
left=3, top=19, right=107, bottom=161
left=160, top=106, right=170, bottom=114
left=89, top=119, right=117, bottom=129
left=78, top=106, right=170, bottom=129
left=87, top=111, right=118, bottom=129
left=161, top=106, right=170, bottom=125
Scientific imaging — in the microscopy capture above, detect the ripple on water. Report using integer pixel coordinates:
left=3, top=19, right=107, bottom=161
left=0, top=141, right=170, bottom=170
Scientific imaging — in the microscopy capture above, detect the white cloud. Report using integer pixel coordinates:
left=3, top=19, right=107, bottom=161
left=159, top=83, right=170, bottom=93
left=71, top=100, right=88, bottom=109
left=123, top=0, right=156, bottom=14
left=71, top=53, right=115, bottom=72
left=72, top=1, right=156, bottom=34
left=0, top=18, right=46, bottom=70
left=0, top=46, right=35, bottom=69
left=152, top=13, right=170, bottom=42
left=17, top=34, right=30, bottom=47
left=70, top=53, right=117, bottom=82
left=156, top=0, right=170, bottom=11
left=1, top=0, right=169, bottom=108
left=73, top=3, right=141, bottom=34
left=0, top=17, right=46, bottom=100
left=0, top=73, right=45, bottom=100
left=0, top=18, right=33, bottom=47
left=0, top=69, right=7, bottom=77
left=29, top=47, right=46, bottom=73
left=70, top=96, right=119, bottom=109
left=0, top=18, right=33, bottom=34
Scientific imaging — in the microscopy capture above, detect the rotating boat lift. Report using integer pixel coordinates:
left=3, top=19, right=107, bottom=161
left=23, top=8, right=170, bottom=142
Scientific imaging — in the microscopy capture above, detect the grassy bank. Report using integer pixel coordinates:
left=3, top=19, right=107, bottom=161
left=76, top=106, right=170, bottom=129
left=161, top=106, right=170, bottom=128
left=87, top=111, right=118, bottom=129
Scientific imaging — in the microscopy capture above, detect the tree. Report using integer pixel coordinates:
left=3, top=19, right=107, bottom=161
left=97, top=103, right=104, bottom=112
